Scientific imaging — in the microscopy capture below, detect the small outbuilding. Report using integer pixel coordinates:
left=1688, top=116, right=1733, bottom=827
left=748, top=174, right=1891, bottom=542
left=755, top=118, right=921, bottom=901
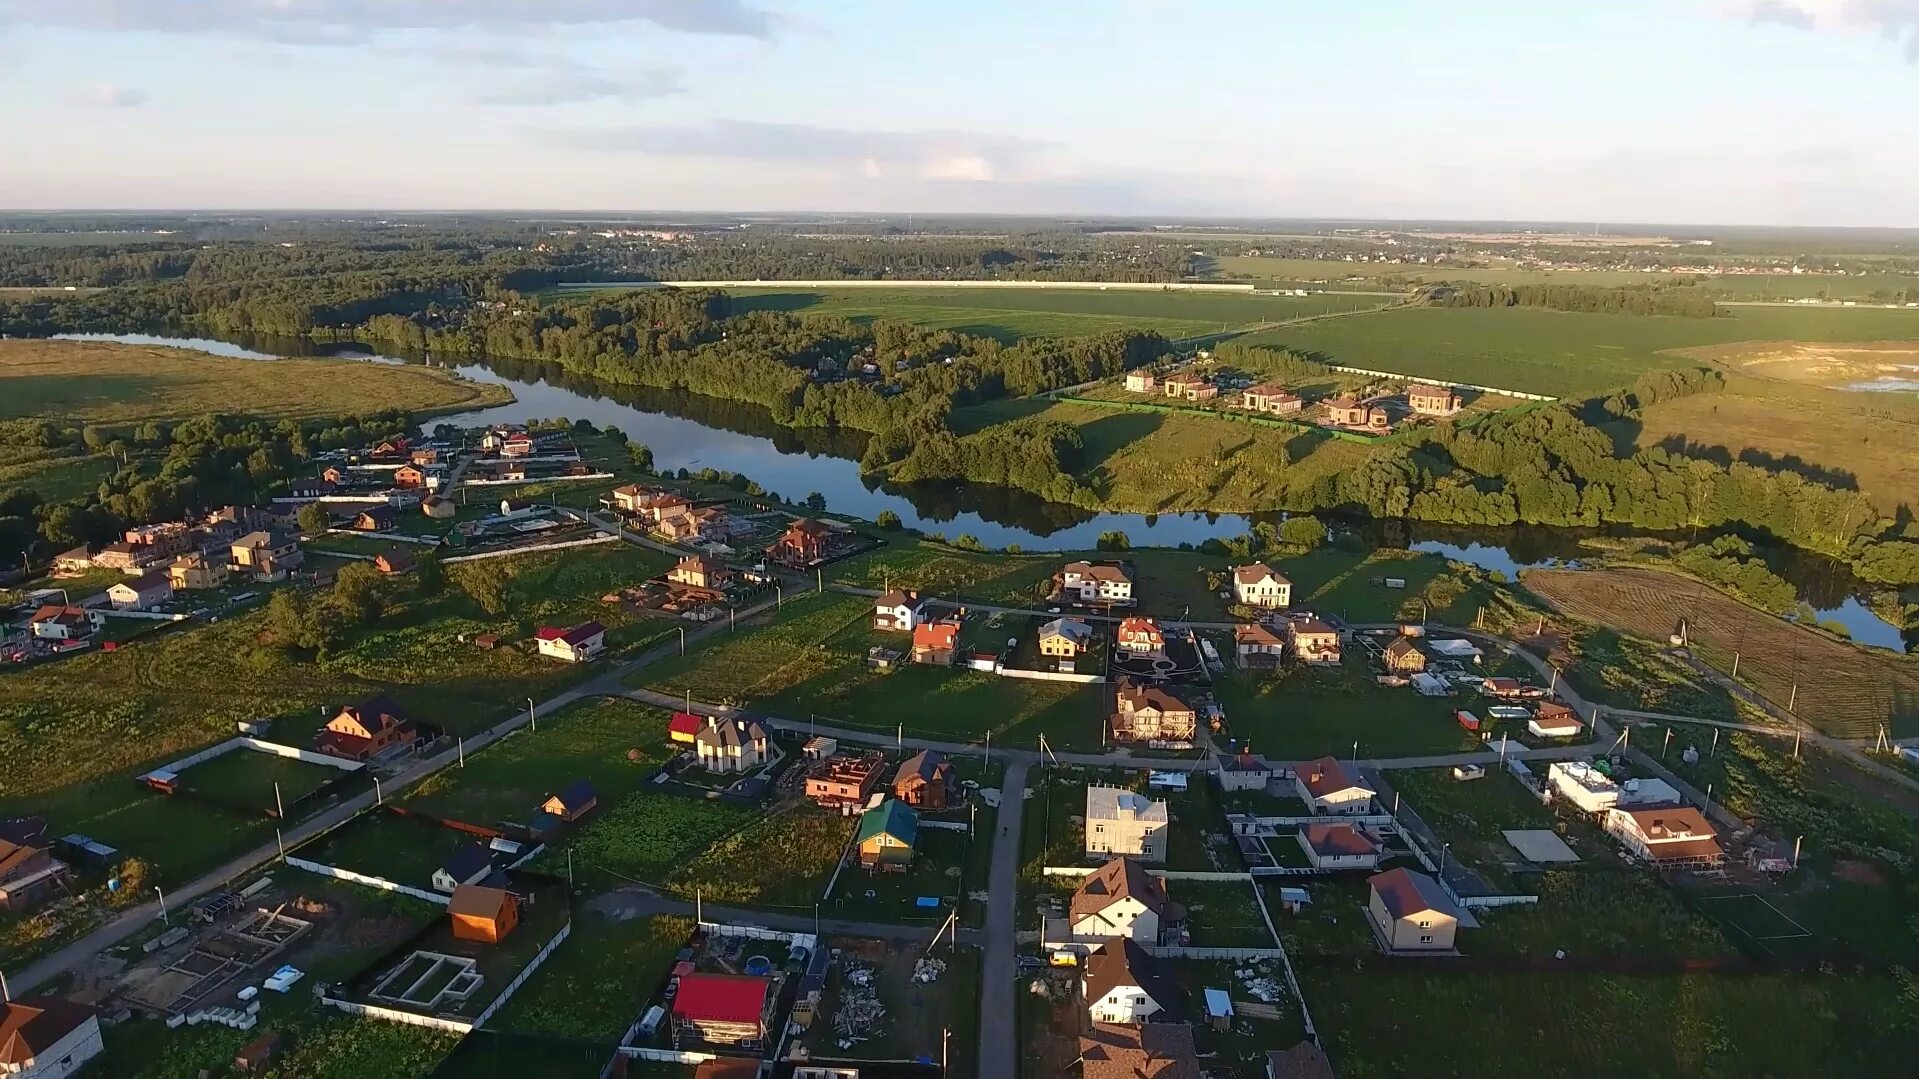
left=448, top=883, right=520, bottom=944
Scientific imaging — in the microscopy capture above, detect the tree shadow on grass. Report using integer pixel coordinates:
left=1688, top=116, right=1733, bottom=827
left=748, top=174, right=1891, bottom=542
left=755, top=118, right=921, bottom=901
left=1076, top=411, right=1164, bottom=470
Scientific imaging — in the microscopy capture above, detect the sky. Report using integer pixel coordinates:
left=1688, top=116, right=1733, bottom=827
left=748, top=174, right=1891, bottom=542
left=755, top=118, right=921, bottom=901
left=2, top=0, right=1918, bottom=225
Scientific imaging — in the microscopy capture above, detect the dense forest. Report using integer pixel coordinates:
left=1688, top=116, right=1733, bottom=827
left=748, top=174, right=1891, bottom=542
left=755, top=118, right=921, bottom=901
left=1426, top=283, right=1723, bottom=318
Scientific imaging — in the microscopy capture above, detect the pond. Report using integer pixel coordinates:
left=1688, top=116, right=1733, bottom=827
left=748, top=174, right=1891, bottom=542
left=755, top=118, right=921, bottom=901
left=51, top=331, right=1911, bottom=651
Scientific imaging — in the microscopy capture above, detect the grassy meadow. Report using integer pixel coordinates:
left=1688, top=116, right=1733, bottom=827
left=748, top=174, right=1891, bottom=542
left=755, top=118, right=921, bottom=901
left=0, top=337, right=511, bottom=424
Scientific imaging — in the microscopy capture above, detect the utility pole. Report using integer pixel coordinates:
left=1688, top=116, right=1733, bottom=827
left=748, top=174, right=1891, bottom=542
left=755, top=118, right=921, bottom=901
left=274, top=781, right=284, bottom=821
left=1793, top=729, right=1802, bottom=758
left=459, top=737, right=465, bottom=767
left=1710, top=728, right=1719, bottom=758
left=1731, top=651, right=1740, bottom=680
left=375, top=776, right=383, bottom=806
left=1662, top=728, right=1673, bottom=759
left=528, top=697, right=537, bottom=732
left=1792, top=834, right=1803, bottom=868
left=275, top=829, right=285, bottom=862
left=156, top=886, right=170, bottom=926
left=567, top=848, right=574, bottom=889
left=678, top=626, right=686, bottom=655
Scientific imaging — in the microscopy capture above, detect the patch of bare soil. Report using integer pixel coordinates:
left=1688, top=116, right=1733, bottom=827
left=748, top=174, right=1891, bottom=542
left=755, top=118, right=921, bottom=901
left=1672, top=340, right=1919, bottom=388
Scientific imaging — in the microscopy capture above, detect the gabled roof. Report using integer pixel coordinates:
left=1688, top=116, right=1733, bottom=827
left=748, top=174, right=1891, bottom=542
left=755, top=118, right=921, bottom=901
left=1234, top=623, right=1285, bottom=647
left=1116, top=616, right=1162, bottom=639
left=1369, top=866, right=1461, bottom=921
left=672, top=973, right=770, bottom=1025
left=1618, top=806, right=1716, bottom=841
left=785, top=517, right=831, bottom=537
left=447, top=883, right=513, bottom=920
left=1071, top=857, right=1178, bottom=924
left=894, top=749, right=950, bottom=788
left=548, top=779, right=595, bottom=811
left=1407, top=382, right=1453, bottom=397
left=1079, top=1023, right=1200, bottom=1079
left=1037, top=616, right=1093, bottom=644
left=29, top=605, right=90, bottom=627
left=1216, top=750, right=1272, bottom=773
left=0, top=817, right=52, bottom=878
left=1292, top=618, right=1338, bottom=637
left=113, top=569, right=170, bottom=593
left=857, top=798, right=920, bottom=847
left=440, top=843, right=492, bottom=883
left=669, top=712, right=704, bottom=737
left=1266, top=1042, right=1337, bottom=1079
left=694, top=717, right=766, bottom=750
left=1297, top=756, right=1371, bottom=800
left=1301, top=822, right=1378, bottom=858
left=1062, top=560, right=1132, bottom=583
left=875, top=589, right=921, bottom=609
left=376, top=547, right=416, bottom=572
left=338, top=694, right=409, bottom=734
left=912, top=619, right=960, bottom=651
left=535, top=621, right=605, bottom=646
left=1384, top=636, right=1422, bottom=659
left=1234, top=563, right=1291, bottom=586
left=0, top=997, right=97, bottom=1067
left=1083, top=939, right=1182, bottom=1018
left=1325, top=395, right=1360, bottom=410
left=1116, top=679, right=1193, bottom=715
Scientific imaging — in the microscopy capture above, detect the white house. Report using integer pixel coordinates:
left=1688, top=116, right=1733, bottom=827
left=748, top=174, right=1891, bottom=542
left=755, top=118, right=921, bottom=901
left=872, top=590, right=928, bottom=632
left=1085, top=786, right=1169, bottom=863
left=1365, top=867, right=1462, bottom=953
left=1604, top=805, right=1725, bottom=868
left=1233, top=622, right=1287, bottom=667
left=1296, top=822, right=1382, bottom=870
left=499, top=497, right=536, bottom=519
left=1527, top=703, right=1583, bottom=739
left=1293, top=757, right=1375, bottom=815
left=1232, top=563, right=1293, bottom=608
left=431, top=843, right=493, bottom=894
left=27, top=606, right=101, bottom=642
left=534, top=621, right=606, bottom=664
left=1069, top=857, right=1184, bottom=945
left=695, top=717, right=769, bottom=774
left=0, top=996, right=104, bottom=1079
left=1214, top=749, right=1277, bottom=792
left=1083, top=939, right=1182, bottom=1025
left=106, top=570, right=172, bottom=611
left=1058, top=561, right=1135, bottom=606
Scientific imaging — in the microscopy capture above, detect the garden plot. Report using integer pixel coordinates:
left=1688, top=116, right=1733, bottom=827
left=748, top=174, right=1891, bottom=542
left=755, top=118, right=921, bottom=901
left=1697, top=892, right=1812, bottom=948
left=173, top=746, right=355, bottom=817
left=802, top=936, right=979, bottom=1077
left=831, top=826, right=973, bottom=923
left=1214, top=660, right=1481, bottom=760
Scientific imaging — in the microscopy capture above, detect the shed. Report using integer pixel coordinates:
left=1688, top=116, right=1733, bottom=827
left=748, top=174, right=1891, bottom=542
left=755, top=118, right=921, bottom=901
left=1203, top=987, right=1234, bottom=1030
left=541, top=780, right=598, bottom=821
left=448, top=883, right=520, bottom=944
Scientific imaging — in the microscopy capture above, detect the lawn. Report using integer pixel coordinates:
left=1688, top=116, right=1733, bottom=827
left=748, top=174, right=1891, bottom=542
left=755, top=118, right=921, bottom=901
left=294, top=809, right=483, bottom=891
left=664, top=801, right=852, bottom=909
left=0, top=337, right=511, bottom=424
left=1214, top=660, right=1481, bottom=761
left=487, top=910, right=695, bottom=1043
left=1180, top=878, right=1274, bottom=948
left=1525, top=565, right=1919, bottom=737
left=176, top=746, right=349, bottom=814
left=1549, top=624, right=1741, bottom=721
left=550, top=788, right=759, bottom=888
left=0, top=446, right=117, bottom=501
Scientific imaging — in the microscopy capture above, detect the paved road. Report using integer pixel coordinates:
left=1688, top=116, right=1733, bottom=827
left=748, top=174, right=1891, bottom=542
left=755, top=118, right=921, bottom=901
left=978, top=757, right=1028, bottom=1079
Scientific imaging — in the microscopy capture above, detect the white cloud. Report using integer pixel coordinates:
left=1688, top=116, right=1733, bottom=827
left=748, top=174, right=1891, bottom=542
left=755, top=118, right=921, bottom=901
left=83, top=82, right=147, bottom=107
left=1721, top=0, right=1919, bottom=56
left=0, top=0, right=780, bottom=41
left=535, top=119, right=1051, bottom=183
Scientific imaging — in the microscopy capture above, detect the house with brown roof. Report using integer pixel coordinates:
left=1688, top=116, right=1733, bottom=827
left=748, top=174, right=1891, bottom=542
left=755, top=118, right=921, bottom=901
left=768, top=518, right=832, bottom=565
left=1115, top=616, right=1166, bottom=657
left=873, top=590, right=927, bottom=631
left=353, top=506, right=398, bottom=532
left=374, top=548, right=416, bottom=575
left=1407, top=383, right=1463, bottom=416
left=1266, top=1042, right=1337, bottom=1079
left=0, top=996, right=103, bottom=1078
left=534, top=621, right=606, bottom=663
left=1240, top=384, right=1305, bottom=415
left=659, top=505, right=727, bottom=542
left=1365, top=867, right=1462, bottom=953
left=0, top=818, right=69, bottom=913
left=1323, top=396, right=1390, bottom=430
left=393, top=464, right=428, bottom=489
left=229, top=531, right=303, bottom=581
left=28, top=605, right=100, bottom=642
left=107, top=570, right=172, bottom=610
left=893, top=749, right=958, bottom=809
left=804, top=752, right=887, bottom=810
left=694, top=717, right=768, bottom=773
left=1604, top=805, right=1724, bottom=868
left=1288, top=619, right=1342, bottom=665
left=1080, top=1023, right=1201, bottom=1079
left=1294, top=757, right=1375, bottom=815
left=315, top=695, right=418, bottom=761
left=668, top=555, right=729, bottom=590
left=1215, top=748, right=1277, bottom=792
left=1528, top=702, right=1583, bottom=739
left=1297, top=822, right=1382, bottom=870
left=449, top=883, right=519, bottom=944
left=1069, top=857, right=1185, bottom=945
left=1124, top=370, right=1158, bottom=393
left=52, top=546, right=93, bottom=573
left=608, top=483, right=651, bottom=513
left=1057, top=561, right=1135, bottom=607
left=1083, top=939, right=1183, bottom=1025
left=1481, top=677, right=1525, bottom=699
left=1233, top=563, right=1293, bottom=608
left=1234, top=622, right=1287, bottom=667
left=168, top=551, right=229, bottom=591
left=1111, top=680, right=1197, bottom=744
left=1162, top=372, right=1218, bottom=402
left=1382, top=635, right=1426, bottom=673
left=910, top=618, right=961, bottom=666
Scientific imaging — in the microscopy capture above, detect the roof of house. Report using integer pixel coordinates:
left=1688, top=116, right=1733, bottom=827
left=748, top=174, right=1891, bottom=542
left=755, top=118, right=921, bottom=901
left=1618, top=806, right=1717, bottom=841
left=1083, top=939, right=1183, bottom=1018
left=912, top=620, right=960, bottom=651
left=1117, top=616, right=1162, bottom=638
left=0, top=997, right=98, bottom=1068
left=0, top=817, right=51, bottom=878
left=1079, top=1023, right=1201, bottom=1079
left=1116, top=679, right=1193, bottom=715
left=785, top=517, right=831, bottom=537
left=549, top=779, right=595, bottom=811
left=1408, top=382, right=1453, bottom=397
left=376, top=548, right=416, bottom=572
left=694, top=717, right=766, bottom=750
left=113, top=569, right=170, bottom=593
left=1234, top=623, right=1286, bottom=646
left=440, top=843, right=493, bottom=883
left=1301, top=822, right=1379, bottom=858
left=1297, top=756, right=1371, bottom=799
left=1384, top=636, right=1422, bottom=659
left=1531, top=711, right=1583, bottom=731
left=692, top=1060, right=760, bottom=1079
left=1062, top=560, right=1132, bottom=583
left=612, top=483, right=645, bottom=497
left=894, top=749, right=950, bottom=789
left=669, top=712, right=704, bottom=736
left=338, top=694, right=408, bottom=734
left=1245, top=383, right=1298, bottom=398
left=535, top=621, right=605, bottom=646
left=1292, top=618, right=1338, bottom=637
left=875, top=589, right=921, bottom=608
left=1216, top=749, right=1272, bottom=773
left=357, top=506, right=397, bottom=523
left=1370, top=866, right=1462, bottom=921
left=1536, top=701, right=1577, bottom=720
left=1037, top=616, right=1094, bottom=643
left=29, top=605, right=90, bottom=627
left=1071, top=857, right=1179, bottom=924
left=1325, top=395, right=1360, bottom=410
left=1163, top=372, right=1208, bottom=387
left=675, top=554, right=721, bottom=573
left=1484, top=677, right=1522, bottom=692
left=447, top=883, right=513, bottom=920
left=1266, top=1042, right=1338, bottom=1079
left=1085, top=786, right=1167, bottom=824
left=857, top=798, right=920, bottom=847
left=672, top=973, right=770, bottom=1025
left=1234, top=563, right=1291, bottom=586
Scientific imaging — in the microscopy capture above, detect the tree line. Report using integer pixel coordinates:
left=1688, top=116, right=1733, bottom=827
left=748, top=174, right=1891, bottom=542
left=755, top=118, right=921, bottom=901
left=1426, top=283, right=1722, bottom=318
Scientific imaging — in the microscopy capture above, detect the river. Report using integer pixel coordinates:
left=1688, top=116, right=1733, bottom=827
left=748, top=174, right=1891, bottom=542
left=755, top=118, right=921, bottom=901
left=53, top=331, right=1912, bottom=652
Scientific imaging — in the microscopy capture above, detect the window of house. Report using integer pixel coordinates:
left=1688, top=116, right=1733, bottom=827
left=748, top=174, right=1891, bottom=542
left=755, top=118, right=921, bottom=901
left=1419, top=934, right=1434, bottom=944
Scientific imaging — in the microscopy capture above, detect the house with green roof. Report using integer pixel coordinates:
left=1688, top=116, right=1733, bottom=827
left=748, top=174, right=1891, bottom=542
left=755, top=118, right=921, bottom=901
left=856, top=798, right=920, bottom=871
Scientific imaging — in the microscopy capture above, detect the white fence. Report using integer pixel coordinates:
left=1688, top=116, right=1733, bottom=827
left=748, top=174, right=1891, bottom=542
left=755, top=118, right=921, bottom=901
left=996, top=666, right=1106, bottom=685
left=321, top=997, right=474, bottom=1034
left=919, top=820, right=972, bottom=833
left=506, top=842, right=548, bottom=870
left=1043, top=867, right=1252, bottom=882
left=326, top=528, right=442, bottom=547
left=137, top=736, right=364, bottom=784
left=441, top=534, right=618, bottom=564
left=616, top=1048, right=719, bottom=1064
left=699, top=921, right=818, bottom=950
left=1144, top=945, right=1288, bottom=960
left=473, top=921, right=572, bottom=1028
left=1461, top=894, right=1540, bottom=910
left=99, top=609, right=190, bottom=622
left=460, top=472, right=612, bottom=487
left=1323, top=364, right=1558, bottom=402
left=284, top=856, right=450, bottom=906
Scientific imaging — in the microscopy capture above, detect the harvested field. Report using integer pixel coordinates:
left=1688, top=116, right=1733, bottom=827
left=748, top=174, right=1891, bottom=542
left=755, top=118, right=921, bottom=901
left=1524, top=566, right=1919, bottom=738
left=1673, top=339, right=1919, bottom=390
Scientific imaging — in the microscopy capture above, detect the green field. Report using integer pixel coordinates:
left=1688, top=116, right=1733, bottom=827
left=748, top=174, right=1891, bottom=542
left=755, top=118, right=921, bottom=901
left=1234, top=304, right=1919, bottom=398
left=1215, top=659, right=1481, bottom=760
left=178, top=747, right=348, bottom=812
left=0, top=447, right=117, bottom=501
left=664, top=801, right=851, bottom=908
left=1204, top=255, right=1919, bottom=302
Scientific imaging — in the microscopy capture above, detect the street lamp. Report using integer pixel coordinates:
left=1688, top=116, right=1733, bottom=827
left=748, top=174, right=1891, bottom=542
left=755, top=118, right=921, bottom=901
left=677, top=626, right=686, bottom=655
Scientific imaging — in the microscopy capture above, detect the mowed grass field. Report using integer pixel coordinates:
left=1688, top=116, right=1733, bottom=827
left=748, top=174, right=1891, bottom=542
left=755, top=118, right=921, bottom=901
left=716, top=286, right=1389, bottom=342
left=0, top=338, right=512, bottom=423
left=1524, top=565, right=1919, bottom=738
left=1235, top=304, right=1919, bottom=398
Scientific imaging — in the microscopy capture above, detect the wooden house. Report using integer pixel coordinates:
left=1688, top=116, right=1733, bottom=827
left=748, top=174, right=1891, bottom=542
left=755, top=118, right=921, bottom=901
left=448, top=883, right=519, bottom=944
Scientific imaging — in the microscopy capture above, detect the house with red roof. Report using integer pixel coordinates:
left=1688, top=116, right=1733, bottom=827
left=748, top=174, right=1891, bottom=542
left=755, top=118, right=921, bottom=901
left=668, top=711, right=704, bottom=745
left=535, top=621, right=606, bottom=664
left=1293, top=756, right=1376, bottom=815
left=670, top=973, right=775, bottom=1048
left=315, top=695, right=418, bottom=762
left=1296, top=822, right=1382, bottom=870
left=1115, top=616, right=1166, bottom=657
left=910, top=618, right=961, bottom=665
left=28, top=605, right=101, bottom=642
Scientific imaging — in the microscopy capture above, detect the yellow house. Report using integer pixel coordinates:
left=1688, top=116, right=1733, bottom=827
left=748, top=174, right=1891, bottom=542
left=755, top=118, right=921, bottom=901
left=168, top=552, right=229, bottom=591
left=1038, top=617, right=1093, bottom=658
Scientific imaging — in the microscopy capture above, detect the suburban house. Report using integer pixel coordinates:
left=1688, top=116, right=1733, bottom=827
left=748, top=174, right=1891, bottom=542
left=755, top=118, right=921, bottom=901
left=1407, top=383, right=1463, bottom=416
left=768, top=518, right=832, bottom=565
left=1294, top=757, right=1376, bottom=815
left=353, top=506, right=398, bottom=532
left=694, top=717, right=769, bottom=773
left=432, top=843, right=495, bottom=894
left=1481, top=677, right=1525, bottom=699
left=1382, top=636, right=1426, bottom=673
left=1111, top=680, right=1198, bottom=744
left=0, top=996, right=104, bottom=1079
left=659, top=506, right=727, bottom=543
left=1056, top=561, right=1135, bottom=607
left=1086, top=786, right=1169, bottom=863
left=1161, top=373, right=1217, bottom=401
left=1115, top=616, right=1166, bottom=657
left=1233, top=623, right=1287, bottom=667
left=1079, top=1023, right=1201, bottom=1079
left=893, top=749, right=958, bottom=809
left=392, top=464, right=428, bottom=489
left=1069, top=857, right=1184, bottom=945
left=448, top=883, right=519, bottom=944
left=28, top=606, right=101, bottom=642
left=89, top=540, right=161, bottom=572
left=1547, top=761, right=1679, bottom=815
left=410, top=447, right=440, bottom=466
left=534, top=621, right=606, bottom=664
left=1214, top=748, right=1277, bottom=792
left=873, top=590, right=928, bottom=631
left=370, top=437, right=410, bottom=460
left=1233, top=563, right=1293, bottom=608
left=668, top=711, right=704, bottom=745
left=1240, top=384, right=1305, bottom=415
left=608, top=484, right=652, bottom=513
left=374, top=548, right=416, bottom=575
left=320, top=466, right=352, bottom=487
left=52, top=546, right=93, bottom=573
left=1037, top=617, right=1094, bottom=661
left=500, top=432, right=535, bottom=457
left=479, top=425, right=523, bottom=452
left=1297, top=822, right=1383, bottom=870
left=315, top=695, right=418, bottom=761
left=671, top=974, right=775, bottom=1049
left=668, top=555, right=730, bottom=590
left=804, top=753, right=887, bottom=811
left=541, top=780, right=598, bottom=822
left=229, top=531, right=303, bottom=581
left=167, top=551, right=229, bottom=591
left=1323, top=396, right=1391, bottom=430
left=0, top=818, right=69, bottom=913
left=636, top=491, right=692, bottom=524
left=1083, top=939, right=1183, bottom=1025
left=1366, top=867, right=1463, bottom=953
left=910, top=619, right=961, bottom=666
left=1124, top=371, right=1157, bottom=393
left=1528, top=702, right=1583, bottom=739
left=856, top=798, right=920, bottom=870
left=1604, top=805, right=1725, bottom=868
left=1288, top=619, right=1342, bottom=665
left=499, top=498, right=536, bottom=519
left=106, top=571, right=172, bottom=611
